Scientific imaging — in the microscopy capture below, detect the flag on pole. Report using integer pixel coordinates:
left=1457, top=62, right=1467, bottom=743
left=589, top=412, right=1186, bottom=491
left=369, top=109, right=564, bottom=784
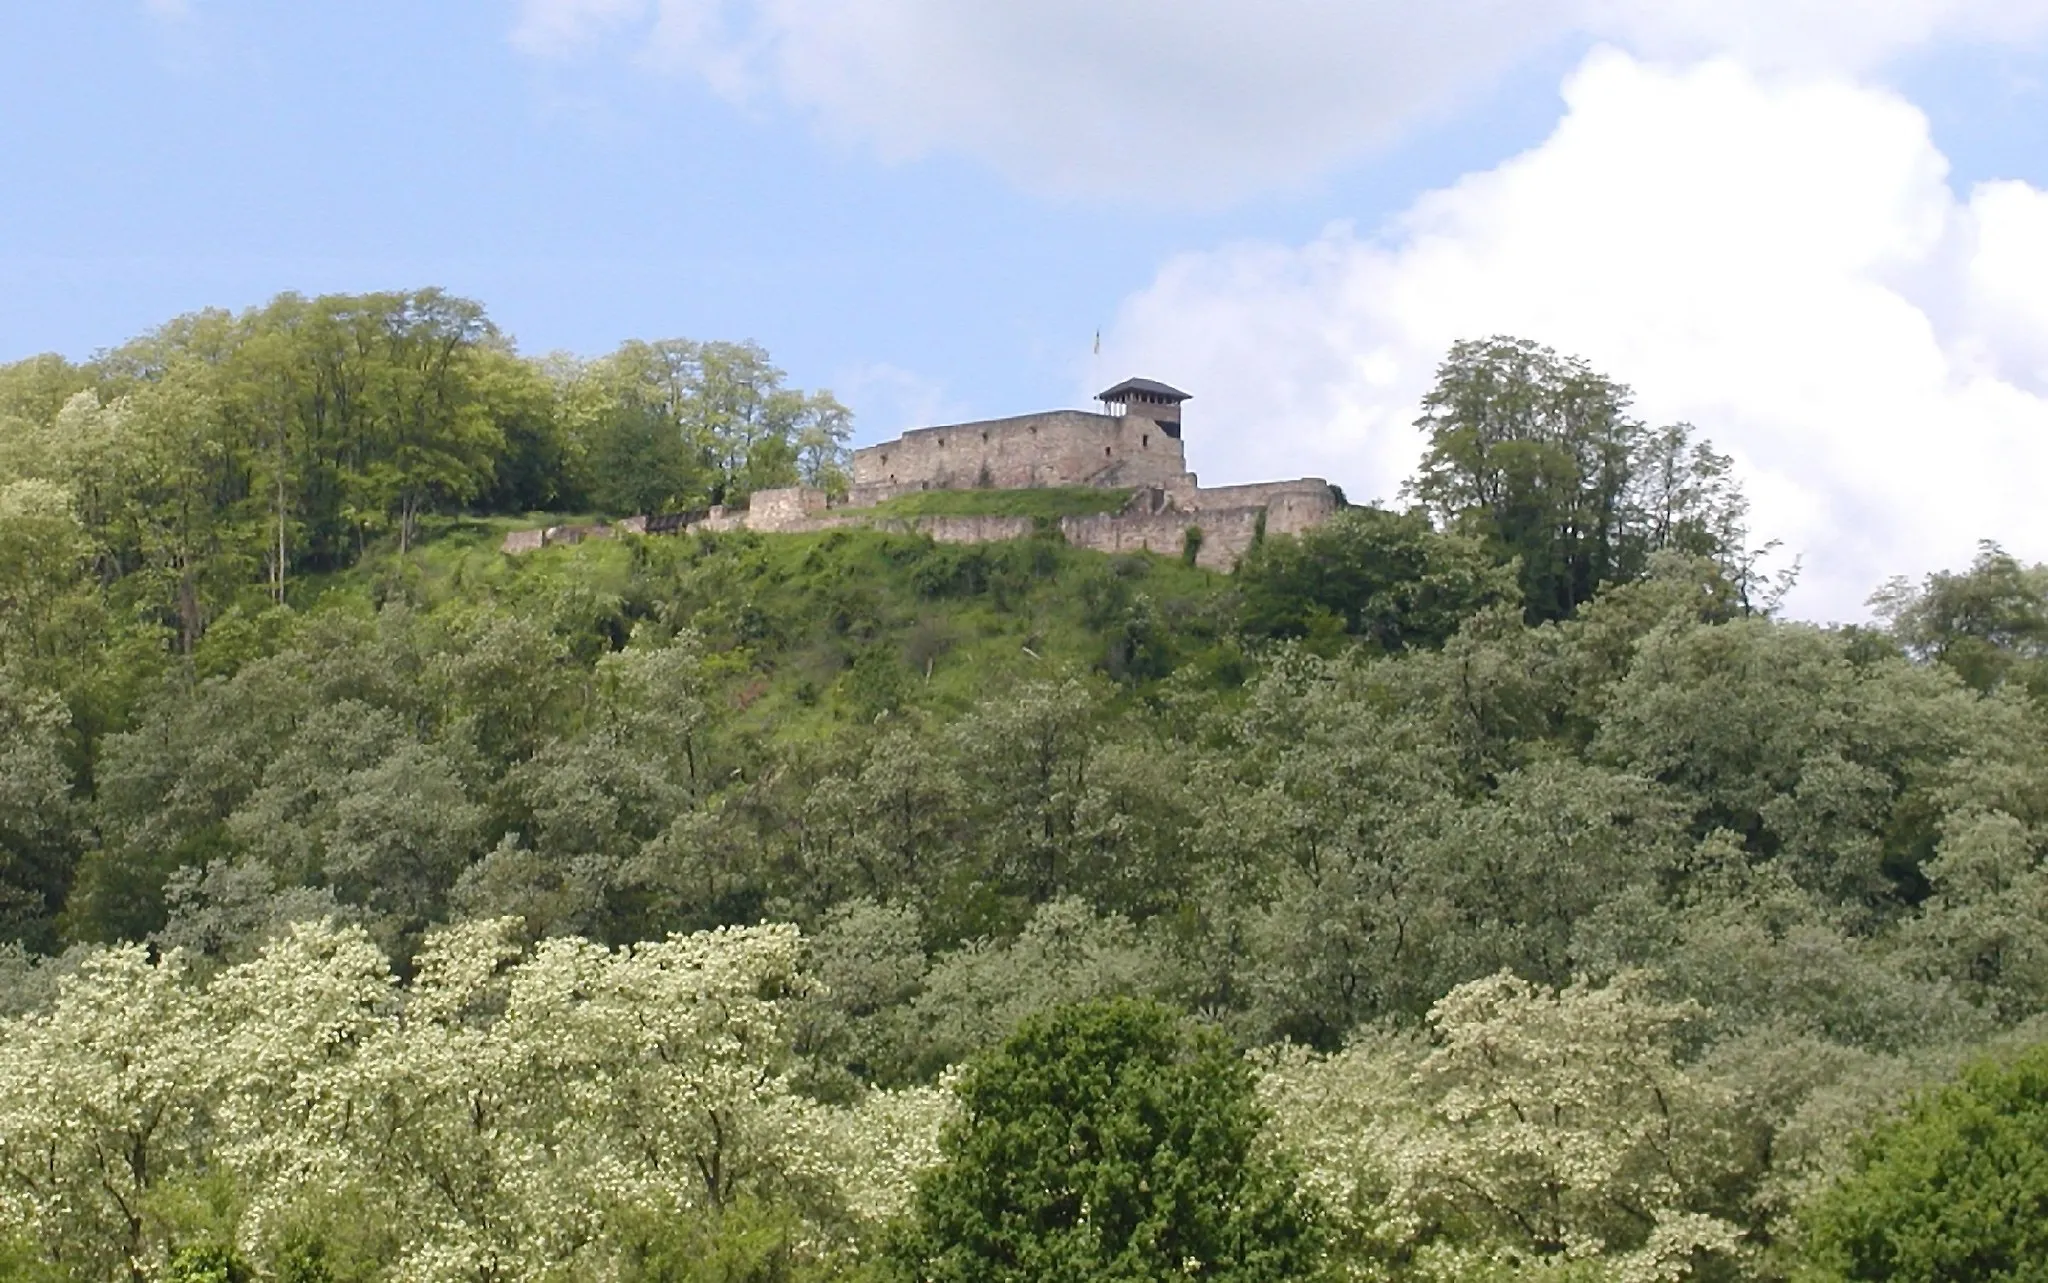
left=1093, top=329, right=1100, bottom=356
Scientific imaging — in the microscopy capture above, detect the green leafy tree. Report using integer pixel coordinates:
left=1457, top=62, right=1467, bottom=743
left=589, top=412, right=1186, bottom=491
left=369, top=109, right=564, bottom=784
left=345, top=290, right=503, bottom=554
left=949, top=678, right=1105, bottom=909
left=588, top=399, right=707, bottom=516
left=1592, top=615, right=2000, bottom=908
left=1236, top=505, right=1515, bottom=650
left=1871, top=541, right=2048, bottom=696
left=163, top=1243, right=254, bottom=1283
left=1407, top=337, right=1751, bottom=621
left=795, top=392, right=854, bottom=495
left=890, top=997, right=1322, bottom=1283
left=907, top=899, right=1177, bottom=1075
left=0, top=676, right=80, bottom=951
left=1901, top=808, right=2048, bottom=1021
left=0, top=480, right=96, bottom=672
left=0, top=353, right=91, bottom=431
left=1798, top=1039, right=2048, bottom=1282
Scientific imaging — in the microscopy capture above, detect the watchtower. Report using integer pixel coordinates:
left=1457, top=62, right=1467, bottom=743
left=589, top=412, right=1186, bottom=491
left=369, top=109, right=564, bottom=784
left=1097, top=378, right=1190, bottom=440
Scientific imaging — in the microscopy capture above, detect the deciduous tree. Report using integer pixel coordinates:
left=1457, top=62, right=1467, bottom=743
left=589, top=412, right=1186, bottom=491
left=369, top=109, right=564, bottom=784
left=891, top=997, right=1321, bottom=1283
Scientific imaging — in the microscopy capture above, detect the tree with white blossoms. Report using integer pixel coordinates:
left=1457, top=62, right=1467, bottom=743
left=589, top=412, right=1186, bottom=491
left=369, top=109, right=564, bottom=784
left=0, top=917, right=954, bottom=1282
left=0, top=946, right=214, bottom=1282
left=334, top=917, right=832, bottom=1280
left=1259, top=970, right=1746, bottom=1282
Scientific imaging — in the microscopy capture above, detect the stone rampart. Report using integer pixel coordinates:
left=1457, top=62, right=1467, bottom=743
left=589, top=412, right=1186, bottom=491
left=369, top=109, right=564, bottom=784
left=503, top=480, right=1341, bottom=570
left=1262, top=488, right=1339, bottom=537
left=852, top=410, right=1191, bottom=493
left=746, top=487, right=830, bottom=526
left=1070, top=507, right=1289, bottom=570
left=1185, top=479, right=1333, bottom=513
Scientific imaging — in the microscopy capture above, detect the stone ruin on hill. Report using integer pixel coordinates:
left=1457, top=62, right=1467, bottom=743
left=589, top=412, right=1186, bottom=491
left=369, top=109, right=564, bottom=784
left=501, top=379, right=1340, bottom=571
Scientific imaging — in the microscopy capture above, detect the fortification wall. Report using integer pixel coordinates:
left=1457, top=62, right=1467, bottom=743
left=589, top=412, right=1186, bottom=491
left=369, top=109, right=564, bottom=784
left=1263, top=488, right=1339, bottom=537
left=747, top=487, right=830, bottom=526
left=502, top=482, right=1343, bottom=570
left=1060, top=506, right=1276, bottom=570
left=852, top=411, right=1191, bottom=492
left=1186, top=479, right=1333, bottom=513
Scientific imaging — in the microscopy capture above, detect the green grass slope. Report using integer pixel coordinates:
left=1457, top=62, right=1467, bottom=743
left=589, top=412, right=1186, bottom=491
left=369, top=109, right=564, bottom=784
left=293, top=518, right=1243, bottom=738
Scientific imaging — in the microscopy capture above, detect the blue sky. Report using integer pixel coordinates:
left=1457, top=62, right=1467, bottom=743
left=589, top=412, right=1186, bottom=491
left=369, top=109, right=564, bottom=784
left=4, top=2, right=2048, bottom=617
left=0, top=4, right=1573, bottom=415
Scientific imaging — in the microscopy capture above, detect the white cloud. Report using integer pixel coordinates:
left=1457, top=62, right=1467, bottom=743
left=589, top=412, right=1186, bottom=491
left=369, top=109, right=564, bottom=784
left=511, top=0, right=1563, bottom=199
left=1101, top=51, right=2048, bottom=620
left=1579, top=0, right=2048, bottom=68
left=507, top=0, right=2048, bottom=198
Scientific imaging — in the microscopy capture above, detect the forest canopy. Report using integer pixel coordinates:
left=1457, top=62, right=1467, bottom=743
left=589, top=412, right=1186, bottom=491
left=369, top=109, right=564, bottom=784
left=1, top=293, right=2044, bottom=1282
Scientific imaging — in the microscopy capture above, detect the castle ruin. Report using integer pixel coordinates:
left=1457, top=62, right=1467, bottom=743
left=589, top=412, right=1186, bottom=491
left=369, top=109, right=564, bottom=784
left=503, top=379, right=1339, bottom=570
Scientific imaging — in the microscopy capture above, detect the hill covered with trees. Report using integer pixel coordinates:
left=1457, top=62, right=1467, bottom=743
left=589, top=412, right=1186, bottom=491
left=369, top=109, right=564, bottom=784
left=2, top=292, right=2045, bottom=1282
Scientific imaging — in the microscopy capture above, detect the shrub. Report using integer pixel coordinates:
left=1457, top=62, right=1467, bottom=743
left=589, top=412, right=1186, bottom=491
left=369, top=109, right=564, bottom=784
left=1798, top=1040, right=2048, bottom=1282
left=888, top=998, right=1322, bottom=1282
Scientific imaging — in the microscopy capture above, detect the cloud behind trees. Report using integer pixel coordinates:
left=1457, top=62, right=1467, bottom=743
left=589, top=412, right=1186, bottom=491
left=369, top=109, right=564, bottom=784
left=1103, top=52, right=2048, bottom=619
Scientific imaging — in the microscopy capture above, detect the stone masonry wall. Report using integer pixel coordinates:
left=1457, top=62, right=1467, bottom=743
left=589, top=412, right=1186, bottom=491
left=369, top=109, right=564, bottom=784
left=746, top=487, right=830, bottom=526
left=851, top=411, right=1191, bottom=493
left=1182, top=480, right=1331, bottom=513
left=739, top=485, right=1323, bottom=572
left=1062, top=509, right=1255, bottom=570
left=502, top=481, right=1341, bottom=571
left=1262, top=488, right=1339, bottom=537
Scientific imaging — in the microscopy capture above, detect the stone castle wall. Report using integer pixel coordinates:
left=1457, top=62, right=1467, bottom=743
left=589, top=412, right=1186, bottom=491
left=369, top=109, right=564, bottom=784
left=502, top=482, right=1339, bottom=574
left=851, top=410, right=1191, bottom=496
left=1176, top=479, right=1327, bottom=512
left=745, top=487, right=831, bottom=526
left=1061, top=509, right=1246, bottom=570
left=503, top=401, right=1340, bottom=570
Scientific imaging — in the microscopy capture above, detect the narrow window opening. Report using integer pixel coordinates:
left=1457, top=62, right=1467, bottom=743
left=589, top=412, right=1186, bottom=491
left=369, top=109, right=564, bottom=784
left=1142, top=435, right=1149, bottom=448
